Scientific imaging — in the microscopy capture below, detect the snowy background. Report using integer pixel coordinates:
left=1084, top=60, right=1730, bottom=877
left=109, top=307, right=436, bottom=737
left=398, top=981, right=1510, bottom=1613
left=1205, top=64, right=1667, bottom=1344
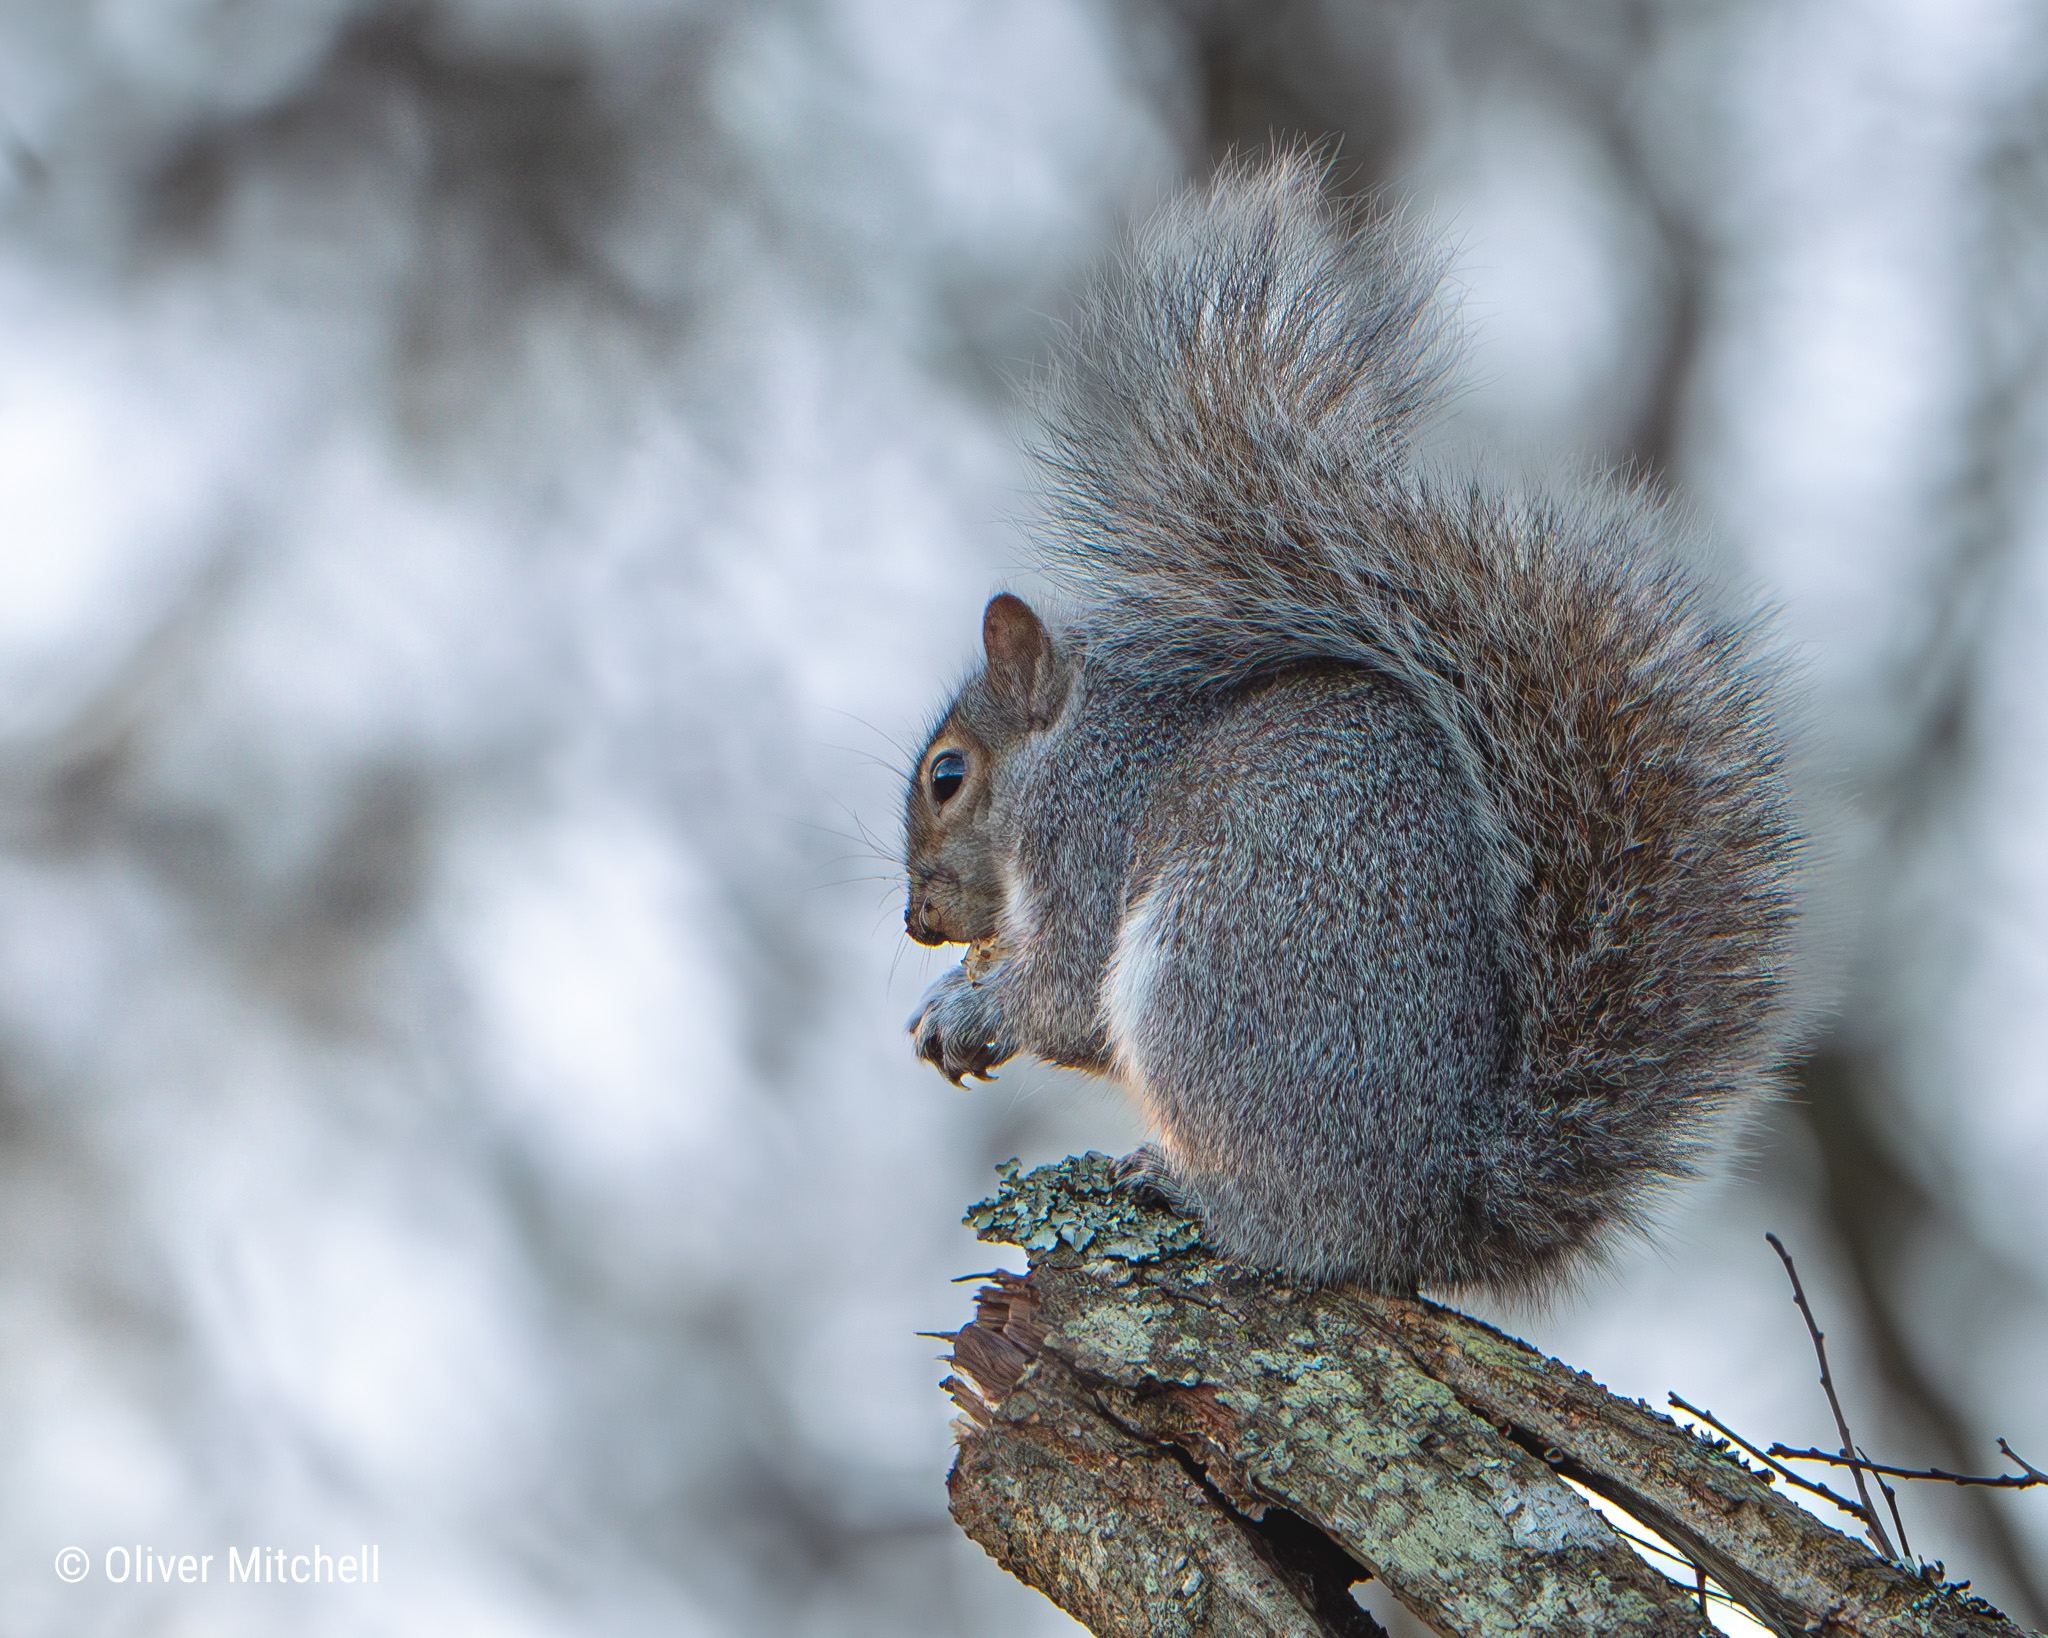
left=0, top=2, right=2043, bottom=1633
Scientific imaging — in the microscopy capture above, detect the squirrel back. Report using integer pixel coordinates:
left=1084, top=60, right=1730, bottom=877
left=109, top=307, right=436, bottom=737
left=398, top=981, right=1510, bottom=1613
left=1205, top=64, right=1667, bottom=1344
left=906, top=153, right=1802, bottom=1294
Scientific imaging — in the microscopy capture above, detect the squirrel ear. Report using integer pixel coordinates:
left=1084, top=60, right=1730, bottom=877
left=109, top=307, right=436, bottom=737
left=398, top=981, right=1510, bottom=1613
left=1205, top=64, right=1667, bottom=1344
left=982, top=594, right=1071, bottom=729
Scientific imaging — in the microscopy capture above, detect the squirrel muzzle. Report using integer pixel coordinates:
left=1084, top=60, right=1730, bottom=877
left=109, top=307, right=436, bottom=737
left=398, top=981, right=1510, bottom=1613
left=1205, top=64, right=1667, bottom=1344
left=906, top=871, right=971, bottom=946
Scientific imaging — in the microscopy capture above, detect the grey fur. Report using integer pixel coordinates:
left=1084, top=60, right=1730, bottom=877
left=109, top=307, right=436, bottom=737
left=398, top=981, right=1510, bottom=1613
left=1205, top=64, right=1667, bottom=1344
left=904, top=152, right=1802, bottom=1295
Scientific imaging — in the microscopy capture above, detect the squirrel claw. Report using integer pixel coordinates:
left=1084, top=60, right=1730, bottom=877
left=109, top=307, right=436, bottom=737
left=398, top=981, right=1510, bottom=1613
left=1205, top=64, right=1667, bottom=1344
left=939, top=1055, right=1000, bottom=1088
left=910, top=967, right=1014, bottom=1085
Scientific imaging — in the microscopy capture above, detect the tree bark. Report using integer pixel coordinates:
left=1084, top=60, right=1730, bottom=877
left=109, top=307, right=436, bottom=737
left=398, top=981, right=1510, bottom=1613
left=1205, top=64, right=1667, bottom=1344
left=941, top=1155, right=2026, bottom=1638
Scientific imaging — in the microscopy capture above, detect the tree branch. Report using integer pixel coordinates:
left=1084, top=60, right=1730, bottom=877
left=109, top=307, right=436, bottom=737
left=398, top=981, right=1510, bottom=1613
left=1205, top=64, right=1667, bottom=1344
left=941, top=1155, right=2029, bottom=1638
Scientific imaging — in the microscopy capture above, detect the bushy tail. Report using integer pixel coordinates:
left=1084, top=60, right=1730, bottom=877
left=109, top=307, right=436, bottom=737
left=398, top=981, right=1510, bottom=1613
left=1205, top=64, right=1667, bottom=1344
left=1037, top=152, right=1804, bottom=1288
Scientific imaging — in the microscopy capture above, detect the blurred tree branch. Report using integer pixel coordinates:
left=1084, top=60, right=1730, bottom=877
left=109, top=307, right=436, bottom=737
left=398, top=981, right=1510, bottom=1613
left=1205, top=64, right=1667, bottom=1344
left=941, top=1156, right=2027, bottom=1638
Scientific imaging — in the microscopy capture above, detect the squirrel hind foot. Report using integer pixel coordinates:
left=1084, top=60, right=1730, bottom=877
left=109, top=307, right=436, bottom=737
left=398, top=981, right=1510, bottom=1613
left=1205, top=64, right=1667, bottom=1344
left=1111, top=1144, right=1198, bottom=1216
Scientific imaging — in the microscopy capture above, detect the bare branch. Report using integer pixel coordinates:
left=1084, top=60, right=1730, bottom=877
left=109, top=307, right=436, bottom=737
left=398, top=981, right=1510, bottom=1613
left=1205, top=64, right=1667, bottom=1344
left=1864, top=1445, right=1916, bottom=1564
left=1768, top=1231, right=1899, bottom=1559
left=1667, top=1392, right=1871, bottom=1521
left=1768, top=1447, right=2048, bottom=1493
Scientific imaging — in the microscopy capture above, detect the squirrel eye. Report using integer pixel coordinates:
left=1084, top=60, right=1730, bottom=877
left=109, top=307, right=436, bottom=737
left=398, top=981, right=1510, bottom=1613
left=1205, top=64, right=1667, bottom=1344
left=930, top=751, right=967, bottom=803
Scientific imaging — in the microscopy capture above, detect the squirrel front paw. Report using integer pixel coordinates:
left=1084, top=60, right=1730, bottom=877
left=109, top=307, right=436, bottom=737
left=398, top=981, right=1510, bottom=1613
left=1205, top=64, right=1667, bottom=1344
left=907, top=965, right=1016, bottom=1086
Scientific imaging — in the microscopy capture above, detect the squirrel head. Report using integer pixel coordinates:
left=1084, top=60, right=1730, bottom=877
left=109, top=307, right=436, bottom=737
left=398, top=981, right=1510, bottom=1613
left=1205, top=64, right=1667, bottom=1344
left=904, top=594, right=1073, bottom=947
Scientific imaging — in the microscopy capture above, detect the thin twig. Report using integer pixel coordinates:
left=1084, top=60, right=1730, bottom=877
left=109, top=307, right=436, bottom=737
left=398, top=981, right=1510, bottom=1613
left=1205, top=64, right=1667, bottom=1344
left=1768, top=1445, right=2048, bottom=1491
left=1668, top=1394, right=1868, bottom=1519
left=1999, top=1439, right=2048, bottom=1482
left=1862, top=1446, right=1914, bottom=1562
left=1767, top=1232, right=1898, bottom=1560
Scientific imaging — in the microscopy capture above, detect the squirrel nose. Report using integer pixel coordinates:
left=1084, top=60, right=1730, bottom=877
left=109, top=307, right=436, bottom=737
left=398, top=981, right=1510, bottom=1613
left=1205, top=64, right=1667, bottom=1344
left=906, top=896, right=949, bottom=946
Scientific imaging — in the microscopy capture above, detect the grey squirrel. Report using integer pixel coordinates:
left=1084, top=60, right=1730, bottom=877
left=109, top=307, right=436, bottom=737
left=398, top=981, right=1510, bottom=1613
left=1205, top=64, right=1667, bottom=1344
left=903, top=153, right=1801, bottom=1295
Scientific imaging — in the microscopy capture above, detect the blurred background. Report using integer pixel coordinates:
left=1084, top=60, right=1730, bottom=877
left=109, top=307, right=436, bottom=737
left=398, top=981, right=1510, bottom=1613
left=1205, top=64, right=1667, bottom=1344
left=0, top=1, right=2043, bottom=1632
